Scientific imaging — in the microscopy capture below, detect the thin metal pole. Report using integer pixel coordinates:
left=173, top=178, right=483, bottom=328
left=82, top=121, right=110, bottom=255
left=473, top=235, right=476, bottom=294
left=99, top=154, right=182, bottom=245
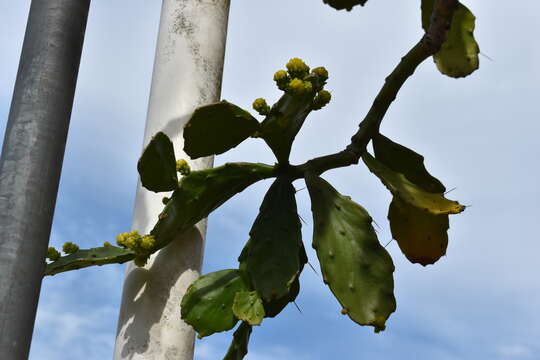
left=0, top=1, right=90, bottom=359
left=114, top=0, right=230, bottom=358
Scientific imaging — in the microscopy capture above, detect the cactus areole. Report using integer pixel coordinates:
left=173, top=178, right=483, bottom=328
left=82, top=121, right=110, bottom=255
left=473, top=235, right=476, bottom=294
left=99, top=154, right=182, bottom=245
left=43, top=1, right=478, bottom=358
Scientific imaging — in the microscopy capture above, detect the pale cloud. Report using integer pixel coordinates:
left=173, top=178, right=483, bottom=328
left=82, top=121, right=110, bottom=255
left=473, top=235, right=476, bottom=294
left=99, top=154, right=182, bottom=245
left=248, top=345, right=311, bottom=360
left=195, top=341, right=310, bottom=360
left=195, top=342, right=221, bottom=360
left=496, top=344, right=534, bottom=359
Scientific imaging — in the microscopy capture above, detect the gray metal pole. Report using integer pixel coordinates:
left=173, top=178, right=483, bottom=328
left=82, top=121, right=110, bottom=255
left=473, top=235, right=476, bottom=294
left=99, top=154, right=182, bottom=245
left=0, top=1, right=90, bottom=358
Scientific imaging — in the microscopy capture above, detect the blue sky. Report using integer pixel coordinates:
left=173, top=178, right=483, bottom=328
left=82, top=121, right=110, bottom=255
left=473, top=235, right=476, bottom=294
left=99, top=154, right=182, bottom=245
left=2, top=1, right=540, bottom=359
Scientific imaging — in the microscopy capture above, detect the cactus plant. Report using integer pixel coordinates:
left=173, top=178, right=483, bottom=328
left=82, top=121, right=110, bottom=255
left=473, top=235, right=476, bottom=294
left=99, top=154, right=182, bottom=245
left=43, top=1, right=481, bottom=357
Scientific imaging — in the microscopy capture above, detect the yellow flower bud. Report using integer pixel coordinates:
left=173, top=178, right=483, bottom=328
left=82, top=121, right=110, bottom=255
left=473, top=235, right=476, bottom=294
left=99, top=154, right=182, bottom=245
left=288, top=79, right=314, bottom=96
left=140, top=235, right=156, bottom=251
left=116, top=231, right=141, bottom=249
left=286, top=58, right=310, bottom=78
left=313, top=90, right=332, bottom=110
left=116, top=233, right=127, bottom=247
left=62, top=242, right=79, bottom=254
left=176, top=159, right=191, bottom=175
left=252, top=98, right=270, bottom=116
left=303, top=81, right=313, bottom=94
left=46, top=247, right=61, bottom=261
left=273, top=70, right=288, bottom=82
left=273, top=70, right=290, bottom=91
left=312, top=67, right=329, bottom=82
left=288, top=78, right=305, bottom=95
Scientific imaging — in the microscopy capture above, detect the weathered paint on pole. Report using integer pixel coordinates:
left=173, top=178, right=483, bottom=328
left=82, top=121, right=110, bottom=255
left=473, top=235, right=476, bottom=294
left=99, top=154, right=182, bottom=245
left=113, top=1, right=230, bottom=359
left=0, top=1, right=91, bottom=359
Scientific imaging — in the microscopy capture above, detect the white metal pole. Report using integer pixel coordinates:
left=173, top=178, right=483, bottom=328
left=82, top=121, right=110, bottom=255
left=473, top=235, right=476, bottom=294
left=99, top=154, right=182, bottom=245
left=113, top=1, right=230, bottom=359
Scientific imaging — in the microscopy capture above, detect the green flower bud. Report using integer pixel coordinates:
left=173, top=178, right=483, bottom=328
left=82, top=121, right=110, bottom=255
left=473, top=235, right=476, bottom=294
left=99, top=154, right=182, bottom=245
left=312, top=90, right=332, bottom=110
left=273, top=70, right=288, bottom=82
left=62, top=242, right=79, bottom=254
left=103, top=241, right=111, bottom=247
left=134, top=256, right=148, bottom=267
left=303, top=80, right=313, bottom=94
left=312, top=66, right=329, bottom=82
left=176, top=159, right=191, bottom=175
left=252, top=98, right=271, bottom=116
left=46, top=247, right=61, bottom=262
left=288, top=78, right=305, bottom=95
left=288, top=79, right=314, bottom=96
left=273, top=70, right=290, bottom=91
left=286, top=58, right=310, bottom=78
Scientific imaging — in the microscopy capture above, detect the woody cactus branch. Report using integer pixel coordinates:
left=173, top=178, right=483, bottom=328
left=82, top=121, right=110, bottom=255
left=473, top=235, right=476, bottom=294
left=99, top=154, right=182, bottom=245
left=291, top=0, right=459, bottom=178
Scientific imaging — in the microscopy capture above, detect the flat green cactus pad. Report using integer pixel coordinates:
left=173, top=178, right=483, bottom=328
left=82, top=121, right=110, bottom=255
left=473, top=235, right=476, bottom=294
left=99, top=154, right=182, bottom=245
left=44, top=246, right=136, bottom=276
left=362, top=153, right=464, bottom=215
left=223, top=322, right=252, bottom=360
left=259, top=76, right=323, bottom=163
left=183, top=101, right=260, bottom=159
left=137, top=132, right=178, bottom=193
left=232, top=291, right=265, bottom=326
left=373, top=134, right=445, bottom=193
left=151, top=162, right=275, bottom=250
left=239, top=241, right=305, bottom=318
left=262, top=277, right=300, bottom=318
left=241, top=178, right=304, bottom=301
left=181, top=269, right=250, bottom=338
left=322, top=0, right=367, bottom=11
left=422, top=0, right=479, bottom=78
left=306, top=175, right=396, bottom=332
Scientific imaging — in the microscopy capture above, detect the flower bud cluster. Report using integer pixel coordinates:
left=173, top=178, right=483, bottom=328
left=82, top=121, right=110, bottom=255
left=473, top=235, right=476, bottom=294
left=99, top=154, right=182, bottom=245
left=117, top=231, right=156, bottom=251
left=116, top=231, right=157, bottom=267
left=271, top=58, right=332, bottom=109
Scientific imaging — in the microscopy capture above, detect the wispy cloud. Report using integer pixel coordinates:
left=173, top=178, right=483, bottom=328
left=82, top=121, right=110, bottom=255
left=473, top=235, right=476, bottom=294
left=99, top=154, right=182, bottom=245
left=496, top=344, right=534, bottom=359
